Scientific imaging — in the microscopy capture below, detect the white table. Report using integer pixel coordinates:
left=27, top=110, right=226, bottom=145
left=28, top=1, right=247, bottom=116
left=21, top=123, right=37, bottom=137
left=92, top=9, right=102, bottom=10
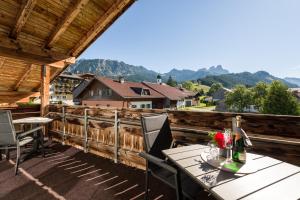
left=163, top=144, right=300, bottom=200
left=13, top=117, right=53, bottom=153
left=13, top=117, right=53, bottom=125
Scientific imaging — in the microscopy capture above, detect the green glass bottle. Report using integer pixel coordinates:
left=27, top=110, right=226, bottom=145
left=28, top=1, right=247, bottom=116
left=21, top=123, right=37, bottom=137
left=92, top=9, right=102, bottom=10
left=232, top=116, right=247, bottom=163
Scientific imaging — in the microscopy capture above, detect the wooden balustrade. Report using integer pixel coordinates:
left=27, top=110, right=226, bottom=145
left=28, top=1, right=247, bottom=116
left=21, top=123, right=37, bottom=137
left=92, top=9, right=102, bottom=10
left=47, top=105, right=300, bottom=169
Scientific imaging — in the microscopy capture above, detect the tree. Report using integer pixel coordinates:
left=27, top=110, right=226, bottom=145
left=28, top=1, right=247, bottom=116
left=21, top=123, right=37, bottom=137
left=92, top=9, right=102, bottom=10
left=262, top=81, right=300, bottom=115
left=225, top=85, right=253, bottom=112
left=207, top=83, right=222, bottom=96
left=166, top=76, right=177, bottom=87
left=251, top=81, right=268, bottom=111
left=182, top=81, right=193, bottom=91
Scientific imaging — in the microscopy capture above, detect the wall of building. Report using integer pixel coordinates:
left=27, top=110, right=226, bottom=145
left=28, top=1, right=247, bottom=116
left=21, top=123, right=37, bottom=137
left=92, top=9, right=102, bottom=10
left=129, top=101, right=152, bottom=109
left=80, top=81, right=123, bottom=102
left=82, top=100, right=128, bottom=108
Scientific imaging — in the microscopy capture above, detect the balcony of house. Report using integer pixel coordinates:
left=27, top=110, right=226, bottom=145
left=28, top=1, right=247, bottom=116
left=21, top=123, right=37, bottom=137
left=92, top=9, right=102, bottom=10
left=1, top=105, right=299, bottom=200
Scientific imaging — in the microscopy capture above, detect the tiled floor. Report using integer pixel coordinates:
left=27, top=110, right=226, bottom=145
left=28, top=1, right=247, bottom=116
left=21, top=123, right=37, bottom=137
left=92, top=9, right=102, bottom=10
left=0, top=142, right=213, bottom=200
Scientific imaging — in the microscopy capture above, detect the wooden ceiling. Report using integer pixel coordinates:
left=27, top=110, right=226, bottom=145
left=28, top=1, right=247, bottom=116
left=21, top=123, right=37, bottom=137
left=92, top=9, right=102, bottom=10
left=0, top=0, right=135, bottom=104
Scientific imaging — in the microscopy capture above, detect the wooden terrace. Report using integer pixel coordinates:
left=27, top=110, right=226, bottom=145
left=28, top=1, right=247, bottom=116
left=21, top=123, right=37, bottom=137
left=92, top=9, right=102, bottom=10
left=0, top=0, right=300, bottom=199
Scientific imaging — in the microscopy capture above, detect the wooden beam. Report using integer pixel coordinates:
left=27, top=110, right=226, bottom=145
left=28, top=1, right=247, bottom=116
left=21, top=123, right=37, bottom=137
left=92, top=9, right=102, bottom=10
left=0, top=91, right=36, bottom=96
left=0, top=35, right=75, bottom=67
left=0, top=58, right=5, bottom=70
left=46, top=0, right=90, bottom=48
left=40, top=65, right=50, bottom=116
left=0, top=91, right=37, bottom=104
left=69, top=0, right=134, bottom=56
left=14, top=64, right=34, bottom=91
left=10, top=0, right=37, bottom=39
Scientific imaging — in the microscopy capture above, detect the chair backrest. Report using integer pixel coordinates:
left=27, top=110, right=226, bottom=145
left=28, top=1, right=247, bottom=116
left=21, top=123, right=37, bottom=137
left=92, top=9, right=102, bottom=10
left=0, top=110, right=16, bottom=146
left=141, top=114, right=173, bottom=159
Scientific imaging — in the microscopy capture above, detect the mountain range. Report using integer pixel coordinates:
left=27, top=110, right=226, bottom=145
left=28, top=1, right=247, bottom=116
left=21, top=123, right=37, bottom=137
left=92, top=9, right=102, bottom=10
left=200, top=71, right=297, bottom=88
left=66, top=59, right=299, bottom=88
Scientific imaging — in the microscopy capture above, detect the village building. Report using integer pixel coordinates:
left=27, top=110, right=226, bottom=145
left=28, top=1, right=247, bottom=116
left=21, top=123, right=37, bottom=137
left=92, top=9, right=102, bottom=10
left=73, top=76, right=196, bottom=109
left=73, top=76, right=165, bottom=108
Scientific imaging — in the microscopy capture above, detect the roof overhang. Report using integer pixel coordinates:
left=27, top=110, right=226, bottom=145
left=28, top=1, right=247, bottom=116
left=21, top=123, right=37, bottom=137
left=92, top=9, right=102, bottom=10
left=0, top=0, right=135, bottom=104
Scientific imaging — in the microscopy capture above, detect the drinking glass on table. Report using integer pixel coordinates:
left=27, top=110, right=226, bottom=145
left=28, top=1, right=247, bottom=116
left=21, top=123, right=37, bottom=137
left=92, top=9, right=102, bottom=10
left=224, top=129, right=232, bottom=162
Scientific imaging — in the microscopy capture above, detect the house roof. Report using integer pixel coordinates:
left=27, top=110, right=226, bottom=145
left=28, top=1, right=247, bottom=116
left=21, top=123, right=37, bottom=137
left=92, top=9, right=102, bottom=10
left=59, top=73, right=83, bottom=80
left=75, top=76, right=165, bottom=99
left=142, top=82, right=194, bottom=101
left=97, top=77, right=164, bottom=99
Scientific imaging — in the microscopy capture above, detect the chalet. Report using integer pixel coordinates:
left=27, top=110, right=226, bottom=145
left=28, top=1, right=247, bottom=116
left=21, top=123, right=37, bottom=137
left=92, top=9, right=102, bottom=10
left=73, top=76, right=197, bottom=109
left=73, top=76, right=165, bottom=109
left=142, top=82, right=197, bottom=108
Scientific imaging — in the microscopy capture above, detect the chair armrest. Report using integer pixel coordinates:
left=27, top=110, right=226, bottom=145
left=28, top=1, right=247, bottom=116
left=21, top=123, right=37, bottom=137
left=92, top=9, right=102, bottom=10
left=17, top=126, right=43, bottom=140
left=139, top=152, right=177, bottom=174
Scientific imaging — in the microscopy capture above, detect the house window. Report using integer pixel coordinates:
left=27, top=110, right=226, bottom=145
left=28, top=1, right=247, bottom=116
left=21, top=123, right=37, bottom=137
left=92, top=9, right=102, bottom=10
left=141, top=104, right=145, bottom=108
left=98, top=89, right=102, bottom=96
left=108, top=89, right=112, bottom=96
left=90, top=90, right=94, bottom=96
left=62, top=96, right=66, bottom=99
left=146, top=104, right=151, bottom=108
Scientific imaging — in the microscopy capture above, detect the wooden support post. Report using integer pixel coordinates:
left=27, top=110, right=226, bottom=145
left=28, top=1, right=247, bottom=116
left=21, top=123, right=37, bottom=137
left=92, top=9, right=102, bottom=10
left=62, top=106, right=66, bottom=145
left=114, top=110, right=119, bottom=163
left=84, top=109, right=88, bottom=153
left=40, top=65, right=50, bottom=116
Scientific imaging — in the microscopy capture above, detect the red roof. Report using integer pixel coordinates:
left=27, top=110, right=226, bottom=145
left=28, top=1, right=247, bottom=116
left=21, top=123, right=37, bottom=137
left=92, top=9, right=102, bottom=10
left=142, top=82, right=193, bottom=101
left=96, top=77, right=164, bottom=99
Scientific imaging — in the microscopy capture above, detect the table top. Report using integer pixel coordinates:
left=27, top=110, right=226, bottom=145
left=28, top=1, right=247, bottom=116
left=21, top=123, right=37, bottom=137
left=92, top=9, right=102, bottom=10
left=13, top=117, right=53, bottom=124
left=162, top=144, right=300, bottom=200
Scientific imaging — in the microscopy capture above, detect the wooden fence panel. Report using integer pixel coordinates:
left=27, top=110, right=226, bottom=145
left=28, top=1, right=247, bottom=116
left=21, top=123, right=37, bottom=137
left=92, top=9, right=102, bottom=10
left=47, top=105, right=300, bottom=168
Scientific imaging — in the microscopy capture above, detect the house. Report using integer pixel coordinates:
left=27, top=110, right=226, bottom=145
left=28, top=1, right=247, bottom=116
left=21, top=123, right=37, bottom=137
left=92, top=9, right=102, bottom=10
left=212, top=87, right=232, bottom=102
left=49, top=73, right=83, bottom=105
left=30, top=73, right=83, bottom=105
left=142, top=81, right=197, bottom=109
left=289, top=88, right=300, bottom=102
left=74, top=76, right=165, bottom=109
left=73, top=75, right=197, bottom=109
left=212, top=87, right=230, bottom=112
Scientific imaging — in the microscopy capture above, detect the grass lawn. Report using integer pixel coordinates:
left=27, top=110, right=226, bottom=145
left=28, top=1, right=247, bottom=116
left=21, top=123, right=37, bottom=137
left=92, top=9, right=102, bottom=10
left=179, top=104, right=216, bottom=112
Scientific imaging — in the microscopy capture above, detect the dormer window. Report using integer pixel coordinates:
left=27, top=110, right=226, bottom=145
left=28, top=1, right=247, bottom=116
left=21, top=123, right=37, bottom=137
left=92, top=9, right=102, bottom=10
left=142, top=89, right=150, bottom=95
left=131, top=87, right=150, bottom=96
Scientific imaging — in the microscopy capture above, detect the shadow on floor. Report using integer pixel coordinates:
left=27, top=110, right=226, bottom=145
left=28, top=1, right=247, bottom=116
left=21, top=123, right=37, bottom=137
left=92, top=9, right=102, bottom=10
left=0, top=142, right=214, bottom=200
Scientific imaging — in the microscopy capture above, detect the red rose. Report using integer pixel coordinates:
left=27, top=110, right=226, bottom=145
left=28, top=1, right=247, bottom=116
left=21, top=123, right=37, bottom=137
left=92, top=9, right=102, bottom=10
left=214, top=132, right=225, bottom=149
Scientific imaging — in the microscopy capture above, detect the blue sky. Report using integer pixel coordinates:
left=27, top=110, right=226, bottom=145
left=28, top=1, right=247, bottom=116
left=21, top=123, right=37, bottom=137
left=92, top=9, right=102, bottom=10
left=80, top=0, right=300, bottom=78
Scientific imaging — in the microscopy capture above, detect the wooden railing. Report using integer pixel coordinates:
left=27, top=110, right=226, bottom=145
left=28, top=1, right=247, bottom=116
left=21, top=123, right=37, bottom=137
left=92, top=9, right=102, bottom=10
left=47, top=105, right=300, bottom=168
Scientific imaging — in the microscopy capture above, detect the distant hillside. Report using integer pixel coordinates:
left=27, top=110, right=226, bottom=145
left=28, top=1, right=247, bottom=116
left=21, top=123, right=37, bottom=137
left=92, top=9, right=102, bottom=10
left=200, top=71, right=298, bottom=88
left=66, top=59, right=158, bottom=82
left=284, top=77, right=300, bottom=87
left=67, top=59, right=229, bottom=82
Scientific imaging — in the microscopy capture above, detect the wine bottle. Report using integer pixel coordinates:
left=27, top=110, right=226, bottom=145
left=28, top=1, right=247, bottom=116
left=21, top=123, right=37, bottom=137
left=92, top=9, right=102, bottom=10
left=232, top=116, right=247, bottom=163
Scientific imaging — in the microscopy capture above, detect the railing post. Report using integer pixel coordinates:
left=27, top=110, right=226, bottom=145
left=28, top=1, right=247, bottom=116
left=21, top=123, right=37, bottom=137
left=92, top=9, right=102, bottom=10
left=84, top=109, right=88, bottom=153
left=62, top=106, right=66, bottom=145
left=114, top=110, right=119, bottom=163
